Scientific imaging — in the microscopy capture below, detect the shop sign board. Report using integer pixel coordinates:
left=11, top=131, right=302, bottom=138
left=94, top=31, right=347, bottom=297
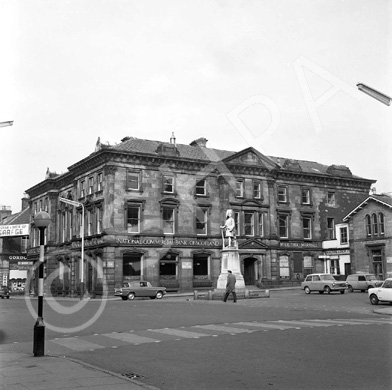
left=182, top=261, right=192, bottom=269
left=0, top=224, right=29, bottom=237
left=117, top=238, right=221, bottom=247
left=325, top=249, right=350, bottom=255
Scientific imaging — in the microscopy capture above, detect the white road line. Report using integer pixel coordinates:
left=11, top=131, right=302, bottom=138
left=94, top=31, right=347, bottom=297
left=194, top=324, right=254, bottom=333
left=272, top=320, right=333, bottom=327
left=50, top=337, right=105, bottom=351
left=104, top=332, right=159, bottom=344
left=148, top=328, right=211, bottom=338
left=231, top=322, right=296, bottom=330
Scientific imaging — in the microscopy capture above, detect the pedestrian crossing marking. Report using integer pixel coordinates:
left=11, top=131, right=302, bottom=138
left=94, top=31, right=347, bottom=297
left=104, top=332, right=159, bottom=344
left=272, top=320, right=334, bottom=327
left=245, top=322, right=299, bottom=330
left=346, top=318, right=392, bottom=324
left=40, top=317, right=392, bottom=354
left=194, top=324, right=255, bottom=333
left=148, top=328, right=211, bottom=338
left=317, top=319, right=365, bottom=326
left=50, top=337, right=105, bottom=351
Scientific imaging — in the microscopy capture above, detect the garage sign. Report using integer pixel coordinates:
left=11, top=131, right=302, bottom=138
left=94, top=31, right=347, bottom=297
left=0, top=224, right=30, bottom=237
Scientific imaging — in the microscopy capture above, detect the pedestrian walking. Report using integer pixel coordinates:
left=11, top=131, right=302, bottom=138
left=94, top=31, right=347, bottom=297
left=223, top=270, right=237, bottom=302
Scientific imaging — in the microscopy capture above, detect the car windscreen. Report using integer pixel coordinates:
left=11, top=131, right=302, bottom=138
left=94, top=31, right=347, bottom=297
left=320, top=275, right=335, bottom=281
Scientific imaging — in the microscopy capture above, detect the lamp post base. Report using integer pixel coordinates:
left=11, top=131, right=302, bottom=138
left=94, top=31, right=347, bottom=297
left=33, top=318, right=45, bottom=357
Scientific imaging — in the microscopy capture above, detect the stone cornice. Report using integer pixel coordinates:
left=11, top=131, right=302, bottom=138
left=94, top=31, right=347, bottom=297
left=25, top=148, right=374, bottom=198
left=273, top=170, right=374, bottom=190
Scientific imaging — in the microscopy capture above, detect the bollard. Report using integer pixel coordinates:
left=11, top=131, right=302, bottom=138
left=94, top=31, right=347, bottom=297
left=194, top=290, right=198, bottom=300
left=208, top=290, right=212, bottom=300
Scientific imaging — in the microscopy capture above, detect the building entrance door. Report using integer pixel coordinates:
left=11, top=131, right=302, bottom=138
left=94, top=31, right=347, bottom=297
left=243, top=257, right=256, bottom=285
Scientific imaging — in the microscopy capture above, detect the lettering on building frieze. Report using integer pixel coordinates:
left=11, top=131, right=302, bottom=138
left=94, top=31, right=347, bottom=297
left=280, top=241, right=320, bottom=249
left=117, top=238, right=221, bottom=247
left=71, top=238, right=104, bottom=248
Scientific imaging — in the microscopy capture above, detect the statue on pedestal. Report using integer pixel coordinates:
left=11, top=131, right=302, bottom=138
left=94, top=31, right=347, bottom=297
left=220, top=209, right=236, bottom=248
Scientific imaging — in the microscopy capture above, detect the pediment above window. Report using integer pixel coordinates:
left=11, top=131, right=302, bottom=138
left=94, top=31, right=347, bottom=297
left=222, top=147, right=279, bottom=170
left=238, top=238, right=269, bottom=249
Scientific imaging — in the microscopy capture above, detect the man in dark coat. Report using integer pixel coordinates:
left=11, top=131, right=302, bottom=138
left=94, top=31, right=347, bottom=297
left=223, top=270, right=237, bottom=302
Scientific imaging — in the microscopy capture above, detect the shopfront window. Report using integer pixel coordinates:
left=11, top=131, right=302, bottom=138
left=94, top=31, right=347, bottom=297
left=123, top=253, right=141, bottom=280
left=193, top=254, right=208, bottom=279
left=160, top=254, right=177, bottom=280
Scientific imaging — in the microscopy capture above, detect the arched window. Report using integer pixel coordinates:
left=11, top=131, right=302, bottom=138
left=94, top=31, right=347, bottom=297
left=365, top=215, right=372, bottom=236
left=379, top=213, right=385, bottom=235
left=372, top=214, right=378, bottom=235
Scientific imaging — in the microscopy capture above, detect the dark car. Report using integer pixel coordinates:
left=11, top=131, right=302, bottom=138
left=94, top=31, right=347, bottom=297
left=114, top=281, right=166, bottom=300
left=0, top=286, right=10, bottom=299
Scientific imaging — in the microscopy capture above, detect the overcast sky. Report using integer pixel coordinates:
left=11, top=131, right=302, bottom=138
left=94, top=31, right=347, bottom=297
left=1, top=0, right=391, bottom=213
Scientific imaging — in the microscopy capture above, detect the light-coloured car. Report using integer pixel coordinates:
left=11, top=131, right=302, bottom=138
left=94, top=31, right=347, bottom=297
left=368, top=278, right=392, bottom=305
left=114, top=281, right=166, bottom=300
left=301, top=273, right=347, bottom=294
left=346, top=274, right=383, bottom=292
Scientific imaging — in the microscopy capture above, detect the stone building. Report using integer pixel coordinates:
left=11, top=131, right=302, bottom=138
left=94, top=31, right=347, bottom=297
left=343, top=194, right=392, bottom=280
left=25, top=135, right=375, bottom=296
left=0, top=199, right=30, bottom=291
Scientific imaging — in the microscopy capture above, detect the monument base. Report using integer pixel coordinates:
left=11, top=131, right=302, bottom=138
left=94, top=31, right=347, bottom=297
left=215, top=246, right=245, bottom=290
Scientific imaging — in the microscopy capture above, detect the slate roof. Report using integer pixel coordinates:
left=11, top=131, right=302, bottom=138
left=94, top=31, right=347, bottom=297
left=112, top=137, right=233, bottom=162
left=343, top=194, right=392, bottom=221
left=0, top=207, right=30, bottom=226
left=109, top=136, right=371, bottom=180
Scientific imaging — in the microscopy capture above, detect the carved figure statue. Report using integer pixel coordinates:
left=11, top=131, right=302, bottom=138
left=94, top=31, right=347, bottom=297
left=220, top=209, right=236, bottom=247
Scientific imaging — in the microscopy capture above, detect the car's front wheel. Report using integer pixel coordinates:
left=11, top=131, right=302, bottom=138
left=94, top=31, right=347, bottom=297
left=369, top=294, right=379, bottom=305
left=121, top=296, right=128, bottom=301
left=127, top=292, right=135, bottom=300
left=304, top=286, right=311, bottom=294
left=340, top=290, right=345, bottom=294
left=324, top=286, right=331, bottom=294
left=155, top=291, right=164, bottom=299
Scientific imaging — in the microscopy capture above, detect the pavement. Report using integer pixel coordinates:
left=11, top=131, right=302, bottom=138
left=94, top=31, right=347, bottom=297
left=1, top=289, right=391, bottom=390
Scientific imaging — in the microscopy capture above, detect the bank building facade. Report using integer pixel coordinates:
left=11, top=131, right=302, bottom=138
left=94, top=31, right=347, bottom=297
left=25, top=135, right=374, bottom=297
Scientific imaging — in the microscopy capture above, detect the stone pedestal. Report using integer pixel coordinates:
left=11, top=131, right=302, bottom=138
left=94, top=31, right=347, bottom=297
left=216, top=246, right=245, bottom=290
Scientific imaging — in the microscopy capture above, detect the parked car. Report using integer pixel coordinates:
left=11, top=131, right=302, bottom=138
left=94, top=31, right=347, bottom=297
left=346, top=274, right=383, bottom=292
left=0, top=286, right=10, bottom=299
left=368, top=278, right=392, bottom=305
left=114, top=281, right=166, bottom=300
left=301, top=273, right=347, bottom=294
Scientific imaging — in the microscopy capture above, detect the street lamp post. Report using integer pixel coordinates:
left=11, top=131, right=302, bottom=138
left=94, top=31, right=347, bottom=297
left=356, top=83, right=392, bottom=106
left=33, top=211, right=51, bottom=357
left=59, top=197, right=85, bottom=300
left=0, top=121, right=13, bottom=127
